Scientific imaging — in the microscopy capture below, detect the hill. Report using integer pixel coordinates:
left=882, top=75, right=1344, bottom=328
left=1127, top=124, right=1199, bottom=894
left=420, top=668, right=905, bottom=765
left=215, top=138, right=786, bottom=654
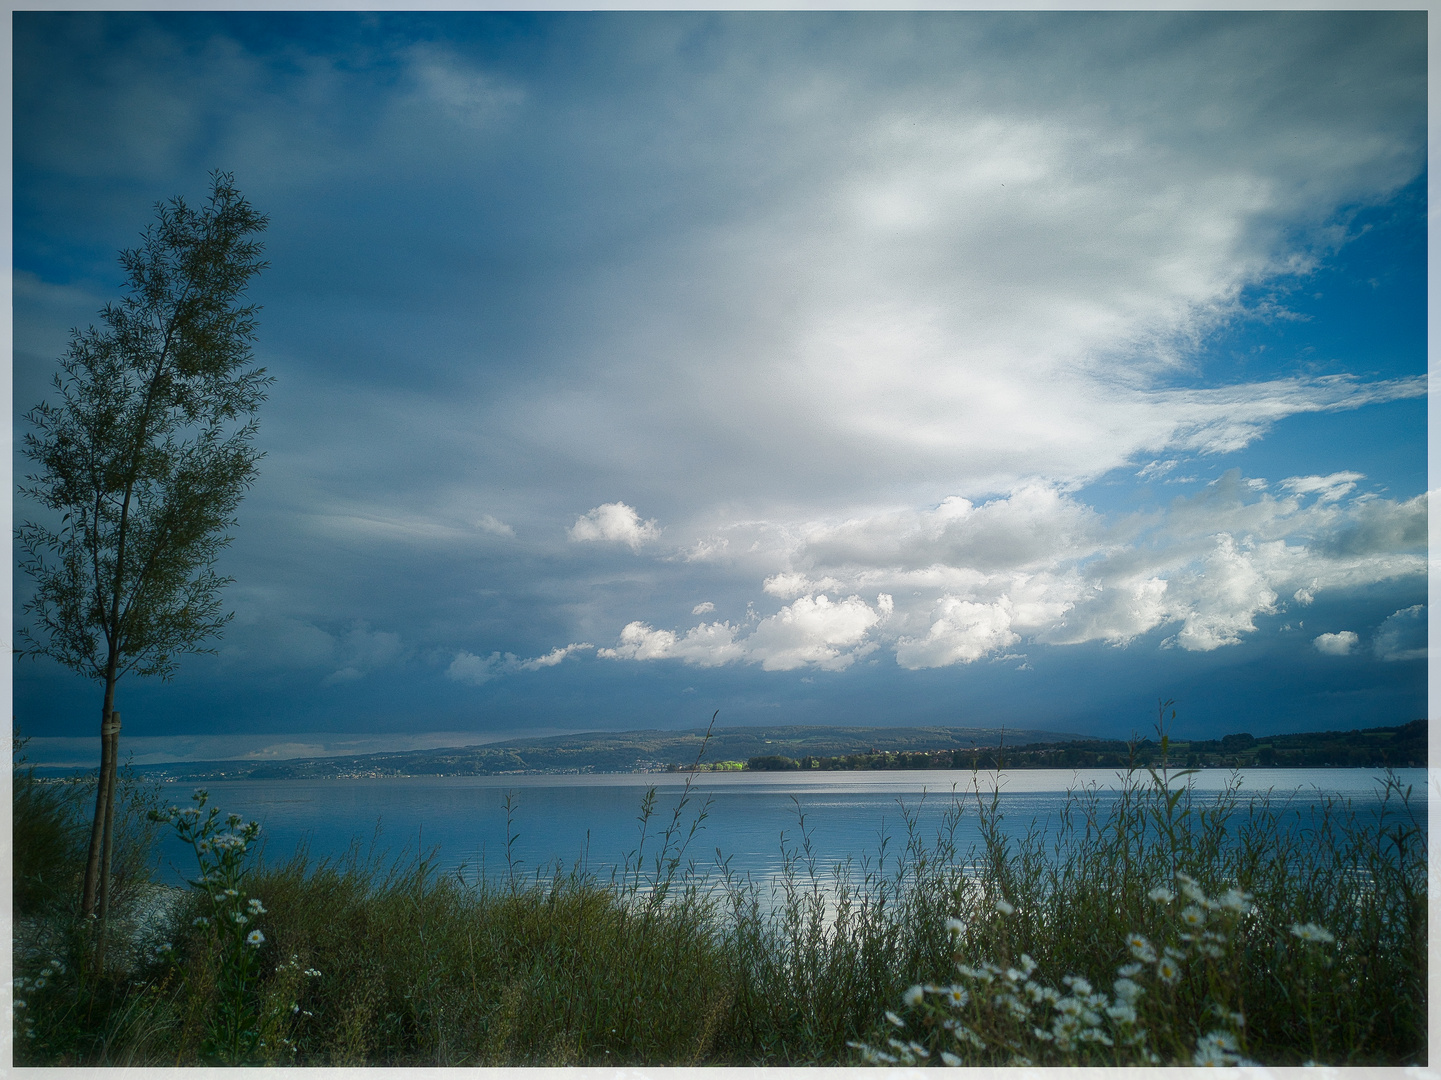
left=124, top=723, right=1083, bottom=781
left=102, top=719, right=1427, bottom=783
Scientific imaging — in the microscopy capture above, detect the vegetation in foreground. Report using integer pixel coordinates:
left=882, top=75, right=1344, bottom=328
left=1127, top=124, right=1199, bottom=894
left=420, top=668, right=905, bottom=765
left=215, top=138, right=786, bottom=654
left=12, top=732, right=1426, bottom=1066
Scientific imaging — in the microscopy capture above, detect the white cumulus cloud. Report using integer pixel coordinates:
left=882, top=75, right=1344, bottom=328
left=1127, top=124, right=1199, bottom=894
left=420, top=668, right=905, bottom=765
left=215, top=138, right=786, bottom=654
left=744, top=593, right=888, bottom=671
left=568, top=502, right=661, bottom=549
left=599, top=593, right=892, bottom=672
left=896, top=597, right=1020, bottom=669
left=1313, top=631, right=1359, bottom=656
left=597, top=620, right=745, bottom=667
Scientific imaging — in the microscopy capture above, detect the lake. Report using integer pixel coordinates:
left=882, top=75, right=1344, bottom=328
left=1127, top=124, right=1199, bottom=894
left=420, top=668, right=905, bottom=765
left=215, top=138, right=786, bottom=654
left=149, top=767, right=1429, bottom=898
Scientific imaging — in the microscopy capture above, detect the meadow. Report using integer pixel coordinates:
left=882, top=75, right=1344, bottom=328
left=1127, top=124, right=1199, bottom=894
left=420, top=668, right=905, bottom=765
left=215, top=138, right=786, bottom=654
left=11, top=735, right=1427, bottom=1066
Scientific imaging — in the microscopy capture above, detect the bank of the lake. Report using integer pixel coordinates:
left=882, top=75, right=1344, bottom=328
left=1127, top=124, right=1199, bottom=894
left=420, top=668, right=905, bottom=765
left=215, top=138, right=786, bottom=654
left=14, top=764, right=1427, bottom=1067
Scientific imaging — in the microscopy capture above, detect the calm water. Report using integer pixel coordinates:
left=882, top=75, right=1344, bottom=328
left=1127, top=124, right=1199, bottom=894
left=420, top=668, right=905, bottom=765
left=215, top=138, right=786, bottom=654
left=150, top=768, right=1429, bottom=893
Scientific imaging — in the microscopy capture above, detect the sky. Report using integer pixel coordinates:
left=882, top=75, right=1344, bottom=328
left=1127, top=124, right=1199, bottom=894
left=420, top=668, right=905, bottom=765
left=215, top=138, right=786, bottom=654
left=10, top=11, right=1431, bottom=763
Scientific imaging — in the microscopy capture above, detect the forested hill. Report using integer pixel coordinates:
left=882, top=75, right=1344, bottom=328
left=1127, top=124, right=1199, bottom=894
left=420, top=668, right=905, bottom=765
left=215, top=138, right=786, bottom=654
left=105, top=719, right=1427, bottom=782
left=750, top=719, right=1426, bottom=773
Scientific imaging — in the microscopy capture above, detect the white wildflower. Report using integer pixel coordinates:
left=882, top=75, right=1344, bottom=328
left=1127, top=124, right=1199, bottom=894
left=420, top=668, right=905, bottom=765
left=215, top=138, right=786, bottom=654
left=1290, top=922, right=1335, bottom=944
left=885, top=1010, right=905, bottom=1028
left=1147, top=886, right=1175, bottom=904
left=246, top=929, right=266, bottom=947
left=1113, top=977, right=1143, bottom=1003
left=1019, top=953, right=1038, bottom=975
left=1218, top=887, right=1253, bottom=913
left=994, top=897, right=1015, bottom=916
left=1127, top=933, right=1157, bottom=963
left=1156, top=956, right=1182, bottom=984
left=1193, top=1029, right=1244, bottom=1066
left=1106, top=1002, right=1138, bottom=1025
left=1181, top=904, right=1207, bottom=927
left=944, top=916, right=965, bottom=939
left=902, top=984, right=925, bottom=1007
left=940, top=1051, right=962, bottom=1066
left=247, top=898, right=266, bottom=915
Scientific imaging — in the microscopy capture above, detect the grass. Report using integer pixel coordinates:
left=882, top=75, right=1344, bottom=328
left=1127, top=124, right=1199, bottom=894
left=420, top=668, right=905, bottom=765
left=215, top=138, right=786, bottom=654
left=11, top=734, right=1427, bottom=1066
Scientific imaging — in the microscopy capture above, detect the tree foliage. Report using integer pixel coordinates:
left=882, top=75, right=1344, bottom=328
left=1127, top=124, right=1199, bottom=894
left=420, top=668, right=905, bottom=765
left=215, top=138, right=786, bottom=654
left=17, top=172, right=270, bottom=682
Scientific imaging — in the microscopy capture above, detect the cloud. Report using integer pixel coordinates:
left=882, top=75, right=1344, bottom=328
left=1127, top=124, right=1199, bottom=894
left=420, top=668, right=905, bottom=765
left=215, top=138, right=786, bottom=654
left=446, top=642, right=594, bottom=686
left=1163, top=535, right=1279, bottom=652
left=219, top=612, right=341, bottom=672
left=762, top=572, right=841, bottom=598
left=321, top=625, right=404, bottom=686
left=476, top=514, right=515, bottom=537
left=1313, top=631, right=1358, bottom=656
left=895, top=597, right=1019, bottom=669
left=599, top=471, right=1423, bottom=670
left=802, top=484, right=1102, bottom=573
left=568, top=503, right=661, bottom=549
left=521, top=642, right=594, bottom=669
left=744, top=593, right=889, bottom=671
left=508, top=13, right=1424, bottom=512
left=691, top=601, right=715, bottom=614
left=446, top=651, right=512, bottom=686
left=599, top=593, right=891, bottom=671
left=10, top=14, right=1427, bottom=738
left=401, top=43, right=524, bottom=129
left=1373, top=605, right=1426, bottom=662
left=1282, top=472, right=1365, bottom=503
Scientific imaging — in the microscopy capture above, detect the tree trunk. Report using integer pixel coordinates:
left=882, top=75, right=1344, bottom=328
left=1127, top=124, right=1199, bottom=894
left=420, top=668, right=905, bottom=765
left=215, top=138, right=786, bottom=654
left=80, top=680, right=119, bottom=918
left=96, top=713, right=121, bottom=966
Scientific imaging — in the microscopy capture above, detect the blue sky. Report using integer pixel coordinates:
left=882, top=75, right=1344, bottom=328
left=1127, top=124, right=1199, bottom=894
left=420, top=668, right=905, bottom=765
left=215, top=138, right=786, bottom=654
left=11, top=12, right=1429, bottom=763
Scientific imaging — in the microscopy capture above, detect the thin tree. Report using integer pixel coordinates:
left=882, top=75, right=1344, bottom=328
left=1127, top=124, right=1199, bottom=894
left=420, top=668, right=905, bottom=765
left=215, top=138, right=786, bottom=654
left=16, top=173, right=270, bottom=940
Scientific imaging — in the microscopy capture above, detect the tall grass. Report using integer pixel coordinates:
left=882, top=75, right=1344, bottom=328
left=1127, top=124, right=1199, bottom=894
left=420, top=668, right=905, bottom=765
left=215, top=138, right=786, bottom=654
left=12, top=755, right=1426, bottom=1066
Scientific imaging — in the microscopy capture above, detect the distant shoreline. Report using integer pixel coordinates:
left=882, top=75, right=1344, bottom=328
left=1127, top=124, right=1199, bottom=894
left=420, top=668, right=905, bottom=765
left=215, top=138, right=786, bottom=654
left=28, top=719, right=1424, bottom=784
